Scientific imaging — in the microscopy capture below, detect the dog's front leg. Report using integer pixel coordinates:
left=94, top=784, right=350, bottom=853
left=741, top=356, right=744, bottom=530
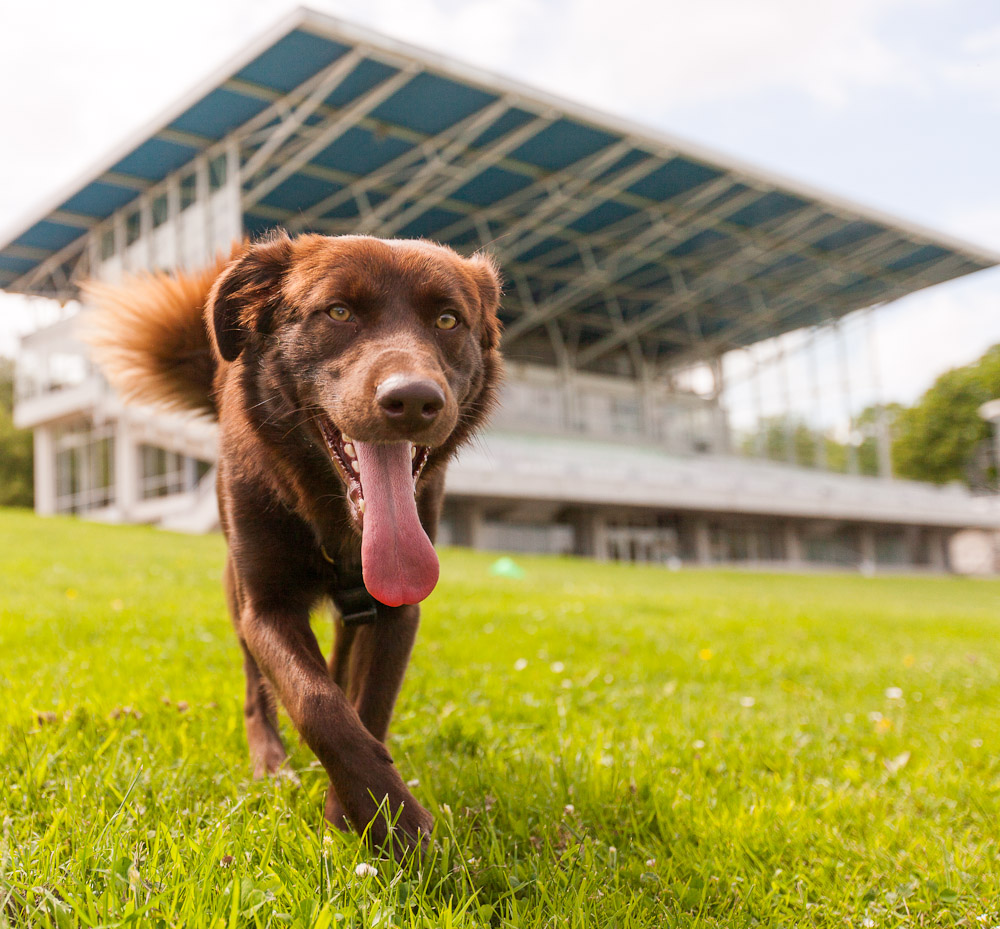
left=326, top=604, right=420, bottom=827
left=241, top=603, right=433, bottom=855
left=346, top=604, right=420, bottom=740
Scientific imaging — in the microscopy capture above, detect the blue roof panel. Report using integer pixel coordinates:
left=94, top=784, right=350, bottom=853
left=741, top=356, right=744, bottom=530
left=753, top=253, right=808, bottom=281
left=0, top=254, right=36, bottom=275
left=111, top=137, right=199, bottom=181
left=727, top=190, right=809, bottom=229
left=395, top=205, right=465, bottom=238
left=471, top=107, right=537, bottom=148
left=169, top=87, right=271, bottom=140
left=813, top=220, right=885, bottom=253
left=519, top=235, right=569, bottom=263
left=59, top=181, right=138, bottom=218
left=509, top=119, right=617, bottom=171
left=887, top=243, right=951, bottom=272
left=14, top=220, right=85, bottom=252
left=596, top=147, right=653, bottom=182
left=259, top=173, right=341, bottom=212
left=326, top=58, right=399, bottom=107
left=670, top=228, right=729, bottom=258
left=450, top=166, right=533, bottom=206
left=569, top=200, right=639, bottom=234
left=312, top=126, right=413, bottom=175
left=372, top=72, right=497, bottom=135
left=235, top=29, right=350, bottom=93
left=627, top=157, right=721, bottom=202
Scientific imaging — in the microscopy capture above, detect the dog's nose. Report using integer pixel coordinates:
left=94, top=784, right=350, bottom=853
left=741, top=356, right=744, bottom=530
left=376, top=375, right=445, bottom=431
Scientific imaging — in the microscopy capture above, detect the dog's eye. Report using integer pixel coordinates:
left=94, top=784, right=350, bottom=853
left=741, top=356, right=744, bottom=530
left=327, top=305, right=353, bottom=323
left=435, top=312, right=459, bottom=331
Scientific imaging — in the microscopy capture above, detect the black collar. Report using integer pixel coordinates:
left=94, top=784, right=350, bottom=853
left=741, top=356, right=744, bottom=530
left=321, top=544, right=379, bottom=626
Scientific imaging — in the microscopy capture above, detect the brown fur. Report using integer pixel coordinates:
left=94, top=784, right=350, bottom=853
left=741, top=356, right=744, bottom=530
left=81, top=244, right=243, bottom=417
left=85, top=231, right=503, bottom=856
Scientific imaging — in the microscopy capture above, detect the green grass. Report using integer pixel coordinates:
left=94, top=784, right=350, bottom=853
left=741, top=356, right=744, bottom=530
left=2, top=508, right=1000, bottom=927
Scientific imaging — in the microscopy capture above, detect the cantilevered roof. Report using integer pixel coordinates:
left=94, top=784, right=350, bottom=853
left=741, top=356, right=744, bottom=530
left=2, top=6, right=998, bottom=375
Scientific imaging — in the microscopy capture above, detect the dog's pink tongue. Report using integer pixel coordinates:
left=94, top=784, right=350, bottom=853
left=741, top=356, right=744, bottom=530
left=355, top=441, right=439, bottom=607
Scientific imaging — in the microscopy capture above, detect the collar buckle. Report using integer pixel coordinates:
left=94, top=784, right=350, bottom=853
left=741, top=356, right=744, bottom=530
left=323, top=544, right=379, bottom=626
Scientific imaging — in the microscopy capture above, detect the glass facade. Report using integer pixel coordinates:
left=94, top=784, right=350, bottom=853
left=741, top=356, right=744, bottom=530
left=54, top=422, right=115, bottom=514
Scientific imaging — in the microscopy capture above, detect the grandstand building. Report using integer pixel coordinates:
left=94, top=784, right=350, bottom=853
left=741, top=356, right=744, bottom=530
left=3, top=8, right=999, bottom=570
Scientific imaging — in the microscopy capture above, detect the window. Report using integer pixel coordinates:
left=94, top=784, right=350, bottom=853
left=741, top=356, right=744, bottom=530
left=209, top=154, right=227, bottom=191
left=54, top=422, right=115, bottom=514
left=100, top=228, right=115, bottom=259
left=140, top=445, right=212, bottom=498
left=152, top=193, right=169, bottom=228
left=125, top=210, right=141, bottom=246
left=180, top=172, right=197, bottom=210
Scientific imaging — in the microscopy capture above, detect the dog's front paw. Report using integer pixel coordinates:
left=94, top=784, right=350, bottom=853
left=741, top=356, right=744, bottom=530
left=333, top=774, right=433, bottom=859
left=365, top=791, right=434, bottom=860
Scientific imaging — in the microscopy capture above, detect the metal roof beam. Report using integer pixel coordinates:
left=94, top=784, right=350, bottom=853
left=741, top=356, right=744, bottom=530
left=97, top=171, right=149, bottom=192
left=242, top=64, right=420, bottom=209
left=156, top=127, right=214, bottom=149
left=370, top=109, right=557, bottom=237
left=675, top=249, right=970, bottom=365
left=3, top=244, right=62, bottom=262
left=430, top=140, right=661, bottom=248
left=502, top=177, right=755, bottom=342
left=241, top=89, right=943, bottom=305
left=491, top=170, right=964, bottom=299
left=492, top=140, right=652, bottom=259
left=517, top=197, right=957, bottom=354
left=572, top=205, right=856, bottom=365
left=48, top=210, right=98, bottom=230
left=7, top=238, right=90, bottom=298
left=286, top=97, right=515, bottom=233
left=240, top=48, right=366, bottom=185
left=353, top=100, right=544, bottom=235
left=664, top=250, right=975, bottom=371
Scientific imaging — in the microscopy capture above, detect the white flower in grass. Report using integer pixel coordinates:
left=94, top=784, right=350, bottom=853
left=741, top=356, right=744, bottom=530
left=885, top=686, right=903, bottom=700
left=354, top=862, right=377, bottom=878
left=861, top=920, right=875, bottom=928
left=550, top=661, right=565, bottom=673
left=514, top=658, right=528, bottom=671
left=692, top=739, right=706, bottom=750
left=739, top=696, right=755, bottom=708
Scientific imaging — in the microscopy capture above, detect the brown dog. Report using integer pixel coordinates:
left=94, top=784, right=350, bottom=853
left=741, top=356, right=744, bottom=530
left=85, top=232, right=503, bottom=854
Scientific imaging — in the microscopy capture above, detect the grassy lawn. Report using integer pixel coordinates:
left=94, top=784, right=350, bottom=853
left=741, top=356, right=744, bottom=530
left=2, top=507, right=1000, bottom=927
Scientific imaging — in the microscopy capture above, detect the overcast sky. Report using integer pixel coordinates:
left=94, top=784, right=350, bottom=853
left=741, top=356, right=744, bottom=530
left=2, top=0, right=999, bottom=415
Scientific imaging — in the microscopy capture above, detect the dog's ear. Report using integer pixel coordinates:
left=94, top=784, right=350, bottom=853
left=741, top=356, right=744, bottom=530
left=207, top=232, right=293, bottom=362
left=466, top=253, right=502, bottom=351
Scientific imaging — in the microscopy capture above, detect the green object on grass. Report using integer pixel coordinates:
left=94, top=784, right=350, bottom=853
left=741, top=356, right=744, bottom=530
left=489, top=555, right=525, bottom=578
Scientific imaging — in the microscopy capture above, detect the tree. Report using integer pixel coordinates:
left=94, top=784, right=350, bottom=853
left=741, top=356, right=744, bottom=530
left=892, top=347, right=999, bottom=486
left=740, top=417, right=858, bottom=472
left=0, top=358, right=33, bottom=507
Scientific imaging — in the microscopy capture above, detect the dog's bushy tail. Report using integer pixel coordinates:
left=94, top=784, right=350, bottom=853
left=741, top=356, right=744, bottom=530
left=81, top=247, right=239, bottom=419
